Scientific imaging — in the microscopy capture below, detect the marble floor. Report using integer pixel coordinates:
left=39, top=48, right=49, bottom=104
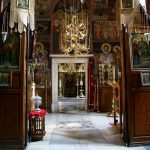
left=26, top=111, right=149, bottom=150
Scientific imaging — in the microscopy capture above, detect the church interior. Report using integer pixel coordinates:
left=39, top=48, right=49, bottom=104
left=0, top=0, right=150, bottom=149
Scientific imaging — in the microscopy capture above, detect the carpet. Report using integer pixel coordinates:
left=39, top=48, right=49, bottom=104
left=49, top=121, right=105, bottom=144
left=56, top=121, right=94, bottom=129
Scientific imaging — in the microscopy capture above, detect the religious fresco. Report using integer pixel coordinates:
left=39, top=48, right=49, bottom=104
left=99, top=43, right=114, bottom=64
left=108, top=0, right=116, bottom=20
left=93, top=0, right=108, bottom=20
left=63, top=0, right=80, bottom=12
left=35, top=0, right=51, bottom=19
left=34, top=20, right=51, bottom=60
left=93, top=0, right=116, bottom=20
left=34, top=0, right=51, bottom=60
left=32, top=42, right=48, bottom=63
left=94, top=42, right=121, bottom=86
left=34, top=0, right=119, bottom=55
left=53, top=10, right=62, bottom=54
left=53, top=0, right=89, bottom=55
left=35, top=21, right=51, bottom=42
left=93, top=21, right=119, bottom=42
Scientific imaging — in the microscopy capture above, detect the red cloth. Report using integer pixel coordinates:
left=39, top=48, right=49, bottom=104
left=29, top=109, right=47, bottom=119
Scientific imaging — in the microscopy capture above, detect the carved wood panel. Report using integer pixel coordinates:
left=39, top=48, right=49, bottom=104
left=0, top=93, right=20, bottom=140
left=131, top=72, right=141, bottom=88
left=99, top=87, right=113, bottom=112
left=133, top=92, right=150, bottom=136
left=0, top=32, right=26, bottom=148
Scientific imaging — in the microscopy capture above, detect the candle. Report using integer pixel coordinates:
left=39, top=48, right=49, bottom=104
left=32, top=68, right=34, bottom=81
left=28, top=66, right=30, bottom=76
left=59, top=79, right=62, bottom=88
left=80, top=79, right=83, bottom=86
left=77, top=78, right=79, bottom=84
left=113, top=66, right=115, bottom=83
left=32, top=82, right=35, bottom=97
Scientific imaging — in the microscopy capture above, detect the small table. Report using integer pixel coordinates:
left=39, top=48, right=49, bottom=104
left=29, top=109, right=47, bottom=141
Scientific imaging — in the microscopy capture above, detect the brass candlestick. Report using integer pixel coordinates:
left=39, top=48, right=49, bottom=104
left=76, top=78, right=79, bottom=98
left=79, top=73, right=84, bottom=97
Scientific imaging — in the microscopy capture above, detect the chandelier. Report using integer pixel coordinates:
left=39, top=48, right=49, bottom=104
left=60, top=0, right=90, bottom=55
left=58, top=63, right=85, bottom=75
left=59, top=63, right=76, bottom=75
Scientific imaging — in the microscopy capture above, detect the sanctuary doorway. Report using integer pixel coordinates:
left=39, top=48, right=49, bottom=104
left=51, top=55, right=90, bottom=113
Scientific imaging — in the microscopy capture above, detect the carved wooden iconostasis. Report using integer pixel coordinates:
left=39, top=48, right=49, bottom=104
left=33, top=0, right=122, bottom=114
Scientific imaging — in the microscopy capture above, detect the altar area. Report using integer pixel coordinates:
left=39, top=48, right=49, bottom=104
left=50, top=55, right=91, bottom=112
left=58, top=97, right=85, bottom=112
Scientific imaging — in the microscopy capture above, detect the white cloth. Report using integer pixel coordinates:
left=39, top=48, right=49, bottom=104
left=9, top=0, right=35, bottom=33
